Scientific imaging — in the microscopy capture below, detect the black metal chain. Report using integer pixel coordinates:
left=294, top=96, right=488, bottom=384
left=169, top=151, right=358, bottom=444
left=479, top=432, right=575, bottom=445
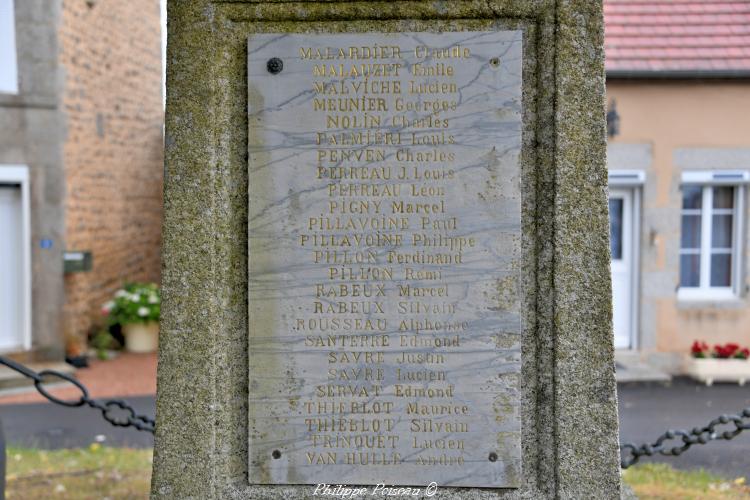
left=0, top=356, right=155, bottom=434
left=5, top=355, right=750, bottom=464
left=620, top=406, right=750, bottom=468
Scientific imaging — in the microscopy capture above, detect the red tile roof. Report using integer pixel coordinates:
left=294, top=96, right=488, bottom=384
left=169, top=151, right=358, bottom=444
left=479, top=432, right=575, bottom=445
left=605, top=0, right=750, bottom=76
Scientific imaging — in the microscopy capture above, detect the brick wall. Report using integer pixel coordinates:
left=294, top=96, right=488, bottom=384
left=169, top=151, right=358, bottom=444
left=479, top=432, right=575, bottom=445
left=59, top=0, right=163, bottom=351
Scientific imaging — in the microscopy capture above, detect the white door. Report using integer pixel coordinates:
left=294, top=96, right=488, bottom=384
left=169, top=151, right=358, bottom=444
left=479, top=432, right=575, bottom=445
left=0, top=185, right=24, bottom=350
left=609, top=189, right=633, bottom=349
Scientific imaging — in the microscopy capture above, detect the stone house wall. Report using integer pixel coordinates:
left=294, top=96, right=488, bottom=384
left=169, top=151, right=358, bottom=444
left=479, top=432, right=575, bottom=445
left=607, top=80, right=750, bottom=372
left=59, top=0, right=164, bottom=351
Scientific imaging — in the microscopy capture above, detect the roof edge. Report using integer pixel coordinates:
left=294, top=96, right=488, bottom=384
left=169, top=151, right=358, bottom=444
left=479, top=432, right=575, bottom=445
left=607, top=69, right=750, bottom=80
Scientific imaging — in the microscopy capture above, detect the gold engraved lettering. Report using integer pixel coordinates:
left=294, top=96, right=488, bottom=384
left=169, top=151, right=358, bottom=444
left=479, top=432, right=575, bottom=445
left=314, top=283, right=386, bottom=298
left=413, top=45, right=471, bottom=59
left=412, top=437, right=465, bottom=450
left=394, top=384, right=455, bottom=398
left=394, top=97, right=456, bottom=113
left=415, top=454, right=465, bottom=466
left=312, top=250, right=379, bottom=265
left=295, top=318, right=388, bottom=332
left=328, top=351, right=384, bottom=364
left=327, top=368, right=385, bottom=382
left=305, top=417, right=395, bottom=432
left=313, top=79, right=402, bottom=95
left=396, top=368, right=446, bottom=382
left=398, top=318, right=468, bottom=334
left=421, top=216, right=457, bottom=230
left=315, top=301, right=385, bottom=314
left=316, top=131, right=401, bottom=146
left=304, top=334, right=390, bottom=348
left=299, top=45, right=402, bottom=61
left=397, top=284, right=449, bottom=297
left=409, top=419, right=469, bottom=433
left=326, top=113, right=381, bottom=129
left=318, top=168, right=395, bottom=181
left=397, top=301, right=456, bottom=315
left=411, top=62, right=454, bottom=77
left=314, top=97, right=387, bottom=112
left=395, top=148, right=455, bottom=163
left=408, top=80, right=457, bottom=94
left=312, top=63, right=401, bottom=78
left=404, top=267, right=443, bottom=280
left=391, top=200, right=445, bottom=214
left=306, top=452, right=337, bottom=465
left=345, top=452, right=401, bottom=465
left=328, top=266, right=393, bottom=281
left=312, top=434, right=399, bottom=449
left=399, top=334, right=460, bottom=348
left=286, top=36, right=493, bottom=474
left=327, top=200, right=382, bottom=215
left=406, top=402, right=468, bottom=415
left=308, top=215, right=408, bottom=231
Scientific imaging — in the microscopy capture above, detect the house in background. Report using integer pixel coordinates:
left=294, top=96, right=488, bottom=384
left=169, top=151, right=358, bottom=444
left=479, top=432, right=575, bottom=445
left=604, top=0, right=750, bottom=376
left=0, top=0, right=163, bottom=360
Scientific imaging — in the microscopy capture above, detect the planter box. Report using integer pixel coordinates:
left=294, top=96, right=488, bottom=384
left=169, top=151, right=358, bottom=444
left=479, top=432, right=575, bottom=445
left=123, top=321, right=159, bottom=353
left=685, top=357, right=750, bottom=386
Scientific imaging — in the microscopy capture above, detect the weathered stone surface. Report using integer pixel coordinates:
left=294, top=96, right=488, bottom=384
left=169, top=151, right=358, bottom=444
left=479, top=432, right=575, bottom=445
left=153, top=1, right=621, bottom=498
left=247, top=31, right=522, bottom=487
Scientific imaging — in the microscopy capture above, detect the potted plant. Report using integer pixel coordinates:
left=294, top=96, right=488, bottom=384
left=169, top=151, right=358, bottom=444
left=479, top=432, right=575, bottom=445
left=685, top=340, right=750, bottom=386
left=102, top=283, right=161, bottom=353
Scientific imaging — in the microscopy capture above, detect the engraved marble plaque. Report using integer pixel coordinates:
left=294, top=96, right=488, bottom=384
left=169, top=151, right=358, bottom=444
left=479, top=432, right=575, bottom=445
left=248, top=31, right=522, bottom=488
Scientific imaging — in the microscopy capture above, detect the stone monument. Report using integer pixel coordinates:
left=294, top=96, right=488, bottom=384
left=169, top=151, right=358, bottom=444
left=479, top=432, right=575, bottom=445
left=153, top=1, right=622, bottom=498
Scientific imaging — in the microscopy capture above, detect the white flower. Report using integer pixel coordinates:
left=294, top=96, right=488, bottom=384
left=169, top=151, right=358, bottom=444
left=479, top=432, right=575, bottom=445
left=148, top=294, right=159, bottom=304
left=130, top=294, right=141, bottom=303
left=114, top=290, right=128, bottom=298
left=137, top=307, right=149, bottom=317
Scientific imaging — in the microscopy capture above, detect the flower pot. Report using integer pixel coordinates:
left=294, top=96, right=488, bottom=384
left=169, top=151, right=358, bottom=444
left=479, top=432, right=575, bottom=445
left=122, top=322, right=159, bottom=353
left=685, top=357, right=750, bottom=386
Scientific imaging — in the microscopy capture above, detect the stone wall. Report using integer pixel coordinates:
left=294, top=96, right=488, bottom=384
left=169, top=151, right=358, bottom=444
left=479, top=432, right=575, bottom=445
left=0, top=0, right=65, bottom=359
left=608, top=81, right=750, bottom=370
left=59, top=0, right=164, bottom=349
left=153, top=1, right=622, bottom=498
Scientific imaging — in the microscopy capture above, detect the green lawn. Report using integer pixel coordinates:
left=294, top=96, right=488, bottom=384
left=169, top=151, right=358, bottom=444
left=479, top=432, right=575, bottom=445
left=623, top=463, right=750, bottom=499
left=6, top=446, right=152, bottom=499
left=4, top=447, right=750, bottom=499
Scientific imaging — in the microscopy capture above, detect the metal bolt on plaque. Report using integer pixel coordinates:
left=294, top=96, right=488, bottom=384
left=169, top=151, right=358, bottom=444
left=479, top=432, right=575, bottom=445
left=266, top=57, right=283, bottom=74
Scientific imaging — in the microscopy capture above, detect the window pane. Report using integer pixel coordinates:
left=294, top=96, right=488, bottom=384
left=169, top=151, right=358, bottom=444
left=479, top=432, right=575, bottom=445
left=712, top=214, right=733, bottom=248
left=680, top=215, right=701, bottom=249
left=710, top=254, right=732, bottom=287
left=609, top=198, right=623, bottom=259
left=680, top=254, right=701, bottom=287
left=682, top=185, right=703, bottom=209
left=713, top=186, right=734, bottom=209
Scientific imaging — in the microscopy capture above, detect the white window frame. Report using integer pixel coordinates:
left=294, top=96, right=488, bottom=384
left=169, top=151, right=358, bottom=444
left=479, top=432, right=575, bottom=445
left=0, top=165, right=32, bottom=350
left=678, top=173, right=747, bottom=302
left=0, top=0, right=19, bottom=94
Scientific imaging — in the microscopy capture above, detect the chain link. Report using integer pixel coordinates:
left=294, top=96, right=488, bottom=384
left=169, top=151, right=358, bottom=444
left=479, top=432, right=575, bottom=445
left=0, top=355, right=154, bottom=434
left=620, top=406, right=750, bottom=468
left=5, top=355, right=750, bottom=462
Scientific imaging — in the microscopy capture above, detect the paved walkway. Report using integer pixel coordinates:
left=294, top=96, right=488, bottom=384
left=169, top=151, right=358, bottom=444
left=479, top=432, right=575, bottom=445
left=0, top=352, right=157, bottom=405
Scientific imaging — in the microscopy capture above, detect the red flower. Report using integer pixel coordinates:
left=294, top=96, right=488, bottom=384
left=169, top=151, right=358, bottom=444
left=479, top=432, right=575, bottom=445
left=711, top=343, right=749, bottom=359
left=691, top=340, right=710, bottom=358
